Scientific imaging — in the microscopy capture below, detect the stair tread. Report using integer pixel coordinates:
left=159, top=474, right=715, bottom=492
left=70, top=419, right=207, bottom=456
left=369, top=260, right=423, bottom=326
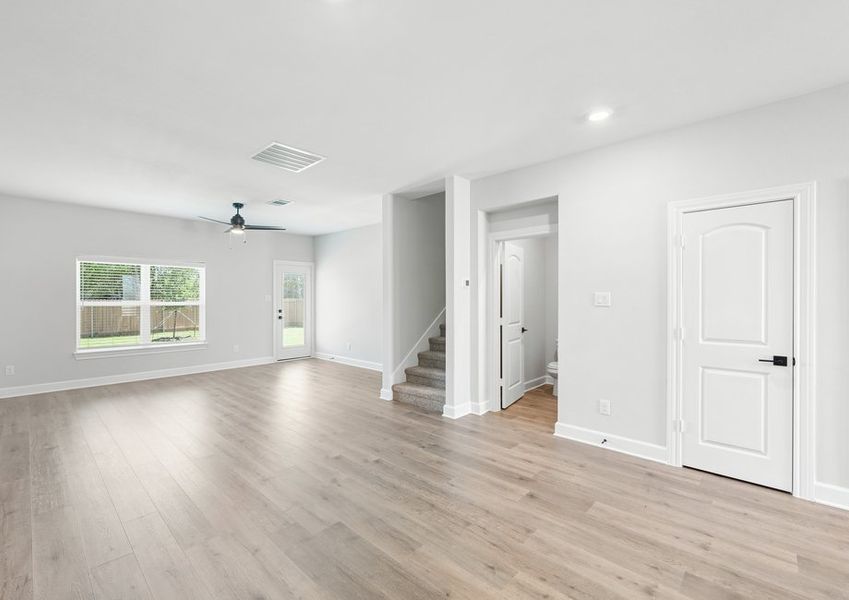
left=428, top=336, right=446, bottom=343
left=392, top=382, right=446, bottom=399
left=418, top=350, right=446, bottom=358
left=405, top=365, right=446, bottom=379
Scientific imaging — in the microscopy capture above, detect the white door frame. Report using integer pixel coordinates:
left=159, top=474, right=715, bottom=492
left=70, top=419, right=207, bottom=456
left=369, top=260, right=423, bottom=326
left=273, top=260, right=315, bottom=361
left=666, top=182, right=816, bottom=500
left=486, top=224, right=558, bottom=413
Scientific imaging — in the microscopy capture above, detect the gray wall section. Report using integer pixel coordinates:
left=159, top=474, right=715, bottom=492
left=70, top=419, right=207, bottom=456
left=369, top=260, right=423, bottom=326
left=314, top=224, right=382, bottom=365
left=471, top=82, right=849, bottom=489
left=0, top=194, right=314, bottom=389
left=393, top=192, right=446, bottom=366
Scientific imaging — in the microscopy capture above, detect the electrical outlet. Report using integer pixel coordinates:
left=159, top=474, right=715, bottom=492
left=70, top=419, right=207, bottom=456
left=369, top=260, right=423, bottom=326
left=233, top=345, right=240, bottom=353
left=594, top=291, right=612, bottom=307
left=5, top=365, right=15, bottom=376
left=599, top=398, right=611, bottom=416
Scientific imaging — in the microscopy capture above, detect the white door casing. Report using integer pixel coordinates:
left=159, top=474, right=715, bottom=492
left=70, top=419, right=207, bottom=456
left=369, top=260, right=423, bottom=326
left=502, top=242, right=525, bottom=408
left=681, top=200, right=793, bottom=491
left=273, top=261, right=313, bottom=361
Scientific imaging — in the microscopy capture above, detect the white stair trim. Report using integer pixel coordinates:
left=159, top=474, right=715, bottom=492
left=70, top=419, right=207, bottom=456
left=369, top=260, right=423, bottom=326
left=392, top=307, right=446, bottom=384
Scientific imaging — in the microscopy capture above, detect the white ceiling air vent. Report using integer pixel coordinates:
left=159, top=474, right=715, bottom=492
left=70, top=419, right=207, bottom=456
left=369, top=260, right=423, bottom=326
left=251, top=142, right=325, bottom=173
left=267, top=199, right=292, bottom=207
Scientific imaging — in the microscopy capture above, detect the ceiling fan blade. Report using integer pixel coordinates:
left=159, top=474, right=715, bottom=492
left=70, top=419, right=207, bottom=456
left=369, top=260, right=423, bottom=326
left=244, top=224, right=287, bottom=231
left=198, top=216, right=231, bottom=225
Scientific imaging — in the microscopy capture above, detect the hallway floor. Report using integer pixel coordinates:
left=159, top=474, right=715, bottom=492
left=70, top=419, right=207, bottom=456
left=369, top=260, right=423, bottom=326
left=1, top=359, right=847, bottom=599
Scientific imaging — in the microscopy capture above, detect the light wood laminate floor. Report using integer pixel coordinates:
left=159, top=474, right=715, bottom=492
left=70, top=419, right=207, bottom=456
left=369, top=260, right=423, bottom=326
left=1, top=359, right=847, bottom=599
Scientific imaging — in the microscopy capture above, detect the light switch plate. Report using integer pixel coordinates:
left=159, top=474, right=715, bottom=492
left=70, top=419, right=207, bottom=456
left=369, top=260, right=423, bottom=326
left=594, top=291, right=612, bottom=307
left=599, top=399, right=611, bottom=416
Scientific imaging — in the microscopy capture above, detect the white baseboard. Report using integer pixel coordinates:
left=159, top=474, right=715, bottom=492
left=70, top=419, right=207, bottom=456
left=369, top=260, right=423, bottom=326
left=0, top=356, right=276, bottom=400
left=554, top=422, right=668, bottom=464
left=524, top=375, right=555, bottom=392
left=814, top=482, right=849, bottom=511
left=314, top=352, right=382, bottom=372
left=379, top=387, right=394, bottom=401
left=469, top=400, right=489, bottom=415
left=443, top=402, right=471, bottom=419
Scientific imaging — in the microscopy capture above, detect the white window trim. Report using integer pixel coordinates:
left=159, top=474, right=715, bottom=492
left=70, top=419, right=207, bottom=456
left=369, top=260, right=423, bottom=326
left=74, top=341, right=208, bottom=359
left=75, top=257, right=207, bottom=357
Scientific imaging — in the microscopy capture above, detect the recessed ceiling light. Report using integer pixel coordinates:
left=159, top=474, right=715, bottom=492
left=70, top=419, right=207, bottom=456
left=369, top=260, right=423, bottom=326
left=587, top=108, right=613, bottom=122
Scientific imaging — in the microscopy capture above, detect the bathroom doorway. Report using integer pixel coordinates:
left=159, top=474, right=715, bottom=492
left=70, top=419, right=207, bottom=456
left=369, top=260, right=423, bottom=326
left=489, top=228, right=558, bottom=419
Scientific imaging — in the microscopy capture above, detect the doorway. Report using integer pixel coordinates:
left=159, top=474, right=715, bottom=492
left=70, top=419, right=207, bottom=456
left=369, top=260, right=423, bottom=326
left=273, top=261, right=313, bottom=361
left=682, top=200, right=793, bottom=490
left=667, top=182, right=816, bottom=499
left=492, top=232, right=558, bottom=414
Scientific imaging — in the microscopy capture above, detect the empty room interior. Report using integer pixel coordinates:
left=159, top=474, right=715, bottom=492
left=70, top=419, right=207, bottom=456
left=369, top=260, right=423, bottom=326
left=2, top=2, right=849, bottom=599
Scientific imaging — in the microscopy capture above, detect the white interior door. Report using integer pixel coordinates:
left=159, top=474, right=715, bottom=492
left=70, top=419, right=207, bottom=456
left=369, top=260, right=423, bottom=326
left=681, top=200, right=794, bottom=491
left=501, top=242, right=525, bottom=408
left=274, top=262, right=313, bottom=361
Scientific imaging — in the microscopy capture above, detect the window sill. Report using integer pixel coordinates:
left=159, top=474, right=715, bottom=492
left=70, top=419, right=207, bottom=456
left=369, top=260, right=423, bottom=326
left=74, top=341, right=208, bottom=360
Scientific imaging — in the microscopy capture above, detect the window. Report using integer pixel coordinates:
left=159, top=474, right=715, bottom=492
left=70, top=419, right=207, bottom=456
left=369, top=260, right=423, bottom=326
left=77, top=259, right=205, bottom=352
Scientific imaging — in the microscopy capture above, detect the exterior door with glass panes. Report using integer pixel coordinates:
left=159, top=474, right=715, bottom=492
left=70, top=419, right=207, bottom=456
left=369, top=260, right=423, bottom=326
left=273, top=261, right=313, bottom=360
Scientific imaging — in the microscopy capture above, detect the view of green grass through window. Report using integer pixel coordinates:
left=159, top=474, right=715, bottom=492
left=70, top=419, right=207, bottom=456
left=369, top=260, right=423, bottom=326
left=78, top=260, right=205, bottom=350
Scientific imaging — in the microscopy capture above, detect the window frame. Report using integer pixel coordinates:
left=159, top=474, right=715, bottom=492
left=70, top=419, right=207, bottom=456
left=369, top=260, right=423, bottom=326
left=75, top=257, right=207, bottom=357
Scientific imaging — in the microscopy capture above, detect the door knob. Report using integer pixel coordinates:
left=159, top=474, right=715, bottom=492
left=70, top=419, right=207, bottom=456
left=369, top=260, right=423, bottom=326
left=758, top=355, right=788, bottom=367
left=521, top=327, right=528, bottom=333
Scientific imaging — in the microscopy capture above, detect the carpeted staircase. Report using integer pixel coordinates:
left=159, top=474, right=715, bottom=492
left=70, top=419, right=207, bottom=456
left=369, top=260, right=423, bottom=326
left=392, top=323, right=446, bottom=413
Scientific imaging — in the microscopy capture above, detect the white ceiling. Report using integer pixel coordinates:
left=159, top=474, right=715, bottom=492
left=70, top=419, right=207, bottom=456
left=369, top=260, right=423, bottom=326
left=2, top=0, right=849, bottom=235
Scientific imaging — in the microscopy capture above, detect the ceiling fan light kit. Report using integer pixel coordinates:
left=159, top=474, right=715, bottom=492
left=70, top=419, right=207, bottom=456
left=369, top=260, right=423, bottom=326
left=199, top=202, right=286, bottom=246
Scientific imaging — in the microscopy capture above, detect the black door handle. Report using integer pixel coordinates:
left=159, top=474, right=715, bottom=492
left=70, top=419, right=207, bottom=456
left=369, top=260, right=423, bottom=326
left=521, top=327, right=528, bottom=333
left=759, top=355, right=788, bottom=367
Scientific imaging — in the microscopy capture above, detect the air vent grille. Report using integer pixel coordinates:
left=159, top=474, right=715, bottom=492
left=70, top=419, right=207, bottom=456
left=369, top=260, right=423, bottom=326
left=252, top=142, right=325, bottom=173
left=267, top=199, right=292, bottom=207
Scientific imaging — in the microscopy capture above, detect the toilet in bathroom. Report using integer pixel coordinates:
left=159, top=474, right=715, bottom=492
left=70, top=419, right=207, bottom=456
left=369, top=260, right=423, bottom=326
left=546, top=339, right=558, bottom=396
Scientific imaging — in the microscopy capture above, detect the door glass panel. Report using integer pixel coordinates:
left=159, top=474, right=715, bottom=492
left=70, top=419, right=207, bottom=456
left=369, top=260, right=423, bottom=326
left=282, top=272, right=305, bottom=347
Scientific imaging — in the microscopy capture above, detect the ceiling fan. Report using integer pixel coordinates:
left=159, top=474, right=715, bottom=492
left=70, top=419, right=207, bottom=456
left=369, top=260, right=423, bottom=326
left=199, top=202, right=286, bottom=234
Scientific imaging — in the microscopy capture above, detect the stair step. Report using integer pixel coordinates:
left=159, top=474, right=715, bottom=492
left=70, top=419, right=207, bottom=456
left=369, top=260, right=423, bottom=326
left=418, top=350, right=446, bottom=369
left=428, top=336, right=446, bottom=352
left=439, top=323, right=446, bottom=337
left=392, top=382, right=445, bottom=413
left=405, top=365, right=446, bottom=389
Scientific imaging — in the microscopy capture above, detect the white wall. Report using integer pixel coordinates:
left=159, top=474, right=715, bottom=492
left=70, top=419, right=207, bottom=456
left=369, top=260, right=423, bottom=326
left=314, top=224, right=382, bottom=368
left=544, top=234, right=558, bottom=367
left=393, top=192, right=446, bottom=366
left=471, top=82, right=849, bottom=492
left=0, top=195, right=313, bottom=393
left=490, top=200, right=558, bottom=233
left=509, top=236, right=557, bottom=386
